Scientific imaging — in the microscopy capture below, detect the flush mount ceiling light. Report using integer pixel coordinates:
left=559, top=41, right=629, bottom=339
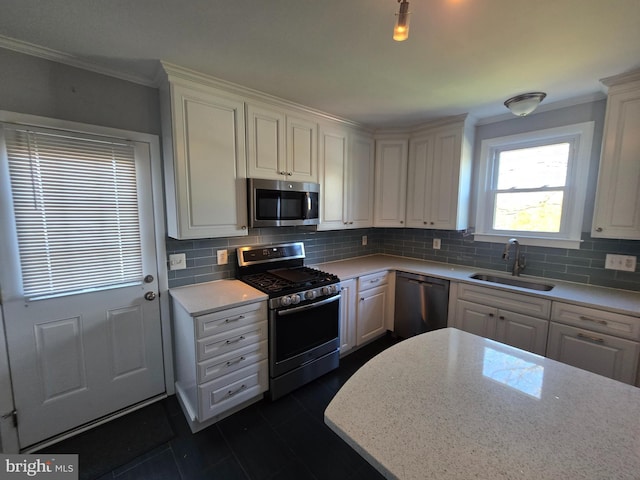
left=393, top=0, right=410, bottom=42
left=504, top=92, right=547, bottom=116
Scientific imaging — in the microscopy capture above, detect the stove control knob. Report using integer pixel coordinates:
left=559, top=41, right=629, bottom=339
left=291, top=294, right=301, bottom=305
left=305, top=290, right=316, bottom=300
left=280, top=296, right=292, bottom=307
left=321, top=286, right=330, bottom=296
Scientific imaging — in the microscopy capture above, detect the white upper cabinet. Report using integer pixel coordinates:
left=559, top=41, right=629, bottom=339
left=160, top=74, right=248, bottom=239
left=348, top=132, right=375, bottom=228
left=246, top=102, right=318, bottom=183
left=374, top=137, right=409, bottom=227
left=592, top=71, right=640, bottom=239
left=318, top=125, right=374, bottom=230
left=406, top=116, right=474, bottom=230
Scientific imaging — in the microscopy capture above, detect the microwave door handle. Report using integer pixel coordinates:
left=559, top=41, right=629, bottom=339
left=306, top=192, right=312, bottom=218
left=277, top=294, right=341, bottom=316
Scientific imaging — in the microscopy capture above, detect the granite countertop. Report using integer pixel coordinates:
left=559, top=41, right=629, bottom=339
left=324, top=328, right=640, bottom=480
left=169, top=279, right=267, bottom=316
left=314, top=254, right=640, bottom=317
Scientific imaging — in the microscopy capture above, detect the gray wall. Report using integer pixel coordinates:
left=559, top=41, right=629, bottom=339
left=0, top=48, right=161, bottom=135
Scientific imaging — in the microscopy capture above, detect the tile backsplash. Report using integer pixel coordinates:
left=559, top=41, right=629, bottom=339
left=166, top=227, right=640, bottom=292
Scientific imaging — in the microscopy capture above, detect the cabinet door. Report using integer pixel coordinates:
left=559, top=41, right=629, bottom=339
left=286, top=115, right=317, bottom=182
left=374, top=138, right=408, bottom=227
left=246, top=103, right=286, bottom=181
left=429, top=128, right=466, bottom=230
left=592, top=86, right=640, bottom=239
left=406, top=134, right=434, bottom=228
left=357, top=285, right=387, bottom=345
left=318, top=126, right=348, bottom=230
left=454, top=299, right=497, bottom=339
left=495, top=311, right=548, bottom=356
left=166, top=84, right=248, bottom=239
left=339, top=279, right=357, bottom=355
left=348, top=133, right=375, bottom=228
left=547, top=322, right=640, bottom=384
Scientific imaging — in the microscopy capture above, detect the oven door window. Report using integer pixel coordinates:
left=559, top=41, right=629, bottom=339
left=274, top=296, right=339, bottom=363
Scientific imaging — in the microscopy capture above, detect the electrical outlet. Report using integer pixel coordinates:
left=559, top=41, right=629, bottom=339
left=362, top=235, right=367, bottom=246
left=169, top=253, right=186, bottom=270
left=433, top=238, right=441, bottom=250
left=217, top=249, right=228, bottom=265
left=605, top=254, right=637, bottom=272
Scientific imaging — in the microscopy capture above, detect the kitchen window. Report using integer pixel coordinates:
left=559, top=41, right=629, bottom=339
left=474, top=122, right=594, bottom=249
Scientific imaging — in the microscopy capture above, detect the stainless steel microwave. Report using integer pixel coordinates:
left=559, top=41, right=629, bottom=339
left=248, top=178, right=320, bottom=228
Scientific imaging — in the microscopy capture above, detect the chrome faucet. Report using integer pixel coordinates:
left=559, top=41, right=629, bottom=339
left=502, top=238, right=526, bottom=276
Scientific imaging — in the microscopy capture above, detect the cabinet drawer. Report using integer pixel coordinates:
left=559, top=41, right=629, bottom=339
left=197, top=321, right=267, bottom=362
left=457, top=283, right=551, bottom=319
left=358, top=271, right=389, bottom=292
left=547, top=322, right=640, bottom=385
left=196, top=301, right=267, bottom=339
left=198, top=360, right=268, bottom=421
left=197, top=340, right=267, bottom=384
left=551, top=302, right=640, bottom=341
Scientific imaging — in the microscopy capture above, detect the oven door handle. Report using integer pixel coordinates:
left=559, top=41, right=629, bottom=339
left=276, top=294, right=341, bottom=316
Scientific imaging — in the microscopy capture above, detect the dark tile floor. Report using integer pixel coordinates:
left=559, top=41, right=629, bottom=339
left=89, top=334, right=399, bottom=479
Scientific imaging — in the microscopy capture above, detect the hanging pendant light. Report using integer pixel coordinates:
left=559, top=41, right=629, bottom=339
left=393, top=0, right=410, bottom=42
left=504, top=92, right=547, bottom=116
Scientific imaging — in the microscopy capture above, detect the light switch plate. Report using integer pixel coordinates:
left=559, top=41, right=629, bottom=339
left=217, top=249, right=228, bottom=265
left=362, top=235, right=367, bottom=246
left=605, top=254, right=636, bottom=272
left=169, top=253, right=186, bottom=270
left=433, top=238, right=441, bottom=250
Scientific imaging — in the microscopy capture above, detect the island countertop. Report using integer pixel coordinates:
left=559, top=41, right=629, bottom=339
left=324, top=328, right=640, bottom=479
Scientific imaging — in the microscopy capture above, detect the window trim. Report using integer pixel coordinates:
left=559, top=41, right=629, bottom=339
left=474, top=122, right=595, bottom=249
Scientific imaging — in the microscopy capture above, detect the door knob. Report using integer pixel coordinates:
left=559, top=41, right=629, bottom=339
left=144, top=291, right=157, bottom=301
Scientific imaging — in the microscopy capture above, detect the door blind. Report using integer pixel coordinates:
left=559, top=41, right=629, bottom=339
left=4, top=126, right=143, bottom=299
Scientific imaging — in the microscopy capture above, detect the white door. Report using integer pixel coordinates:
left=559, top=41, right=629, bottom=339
left=0, top=122, right=165, bottom=448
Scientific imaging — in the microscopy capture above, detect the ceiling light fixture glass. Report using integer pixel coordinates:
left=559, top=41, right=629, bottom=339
left=393, top=0, right=410, bottom=42
left=504, top=92, right=547, bottom=116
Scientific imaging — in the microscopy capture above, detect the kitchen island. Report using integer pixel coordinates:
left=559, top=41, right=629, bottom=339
left=324, top=328, right=640, bottom=479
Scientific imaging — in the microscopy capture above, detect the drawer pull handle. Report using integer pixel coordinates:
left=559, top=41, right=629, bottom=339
left=225, top=315, right=245, bottom=324
left=225, top=335, right=246, bottom=345
left=577, top=333, right=605, bottom=343
left=370, top=278, right=380, bottom=283
left=226, top=356, right=246, bottom=367
left=578, top=315, right=608, bottom=326
left=227, top=384, right=247, bottom=397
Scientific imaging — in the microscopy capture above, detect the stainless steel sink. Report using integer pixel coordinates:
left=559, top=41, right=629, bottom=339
left=470, top=273, right=554, bottom=291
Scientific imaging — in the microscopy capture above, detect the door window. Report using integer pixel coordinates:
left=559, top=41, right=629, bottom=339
left=3, top=126, right=143, bottom=299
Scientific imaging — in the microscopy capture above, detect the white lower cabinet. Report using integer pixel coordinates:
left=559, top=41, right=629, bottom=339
left=452, top=284, right=550, bottom=356
left=172, top=298, right=268, bottom=432
left=356, top=271, right=391, bottom=345
left=339, top=278, right=357, bottom=356
left=547, top=302, right=640, bottom=385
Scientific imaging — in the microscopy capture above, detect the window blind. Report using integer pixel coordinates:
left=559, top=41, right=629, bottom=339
left=4, top=126, right=143, bottom=299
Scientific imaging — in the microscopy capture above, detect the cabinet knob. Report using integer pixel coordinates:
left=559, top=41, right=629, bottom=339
left=360, top=297, right=364, bottom=302
left=488, top=313, right=494, bottom=317
left=430, top=221, right=435, bottom=225
left=499, top=316, right=505, bottom=320
left=400, top=220, right=404, bottom=224
left=423, top=221, right=427, bottom=225
left=242, top=225, right=247, bottom=230
left=279, top=171, right=286, bottom=175
left=595, top=227, right=603, bottom=232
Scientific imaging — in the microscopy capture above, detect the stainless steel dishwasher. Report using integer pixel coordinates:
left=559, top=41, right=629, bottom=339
left=394, top=272, right=449, bottom=338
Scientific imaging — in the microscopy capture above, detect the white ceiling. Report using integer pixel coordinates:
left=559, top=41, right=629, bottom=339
left=1, top=0, right=639, bottom=128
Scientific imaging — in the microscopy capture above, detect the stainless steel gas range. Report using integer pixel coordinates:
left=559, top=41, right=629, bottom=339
left=236, top=242, right=341, bottom=400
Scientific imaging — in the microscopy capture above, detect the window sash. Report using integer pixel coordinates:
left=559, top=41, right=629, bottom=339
left=4, top=126, right=143, bottom=299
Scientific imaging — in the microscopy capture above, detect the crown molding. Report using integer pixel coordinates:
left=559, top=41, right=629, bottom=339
left=0, top=35, right=155, bottom=87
